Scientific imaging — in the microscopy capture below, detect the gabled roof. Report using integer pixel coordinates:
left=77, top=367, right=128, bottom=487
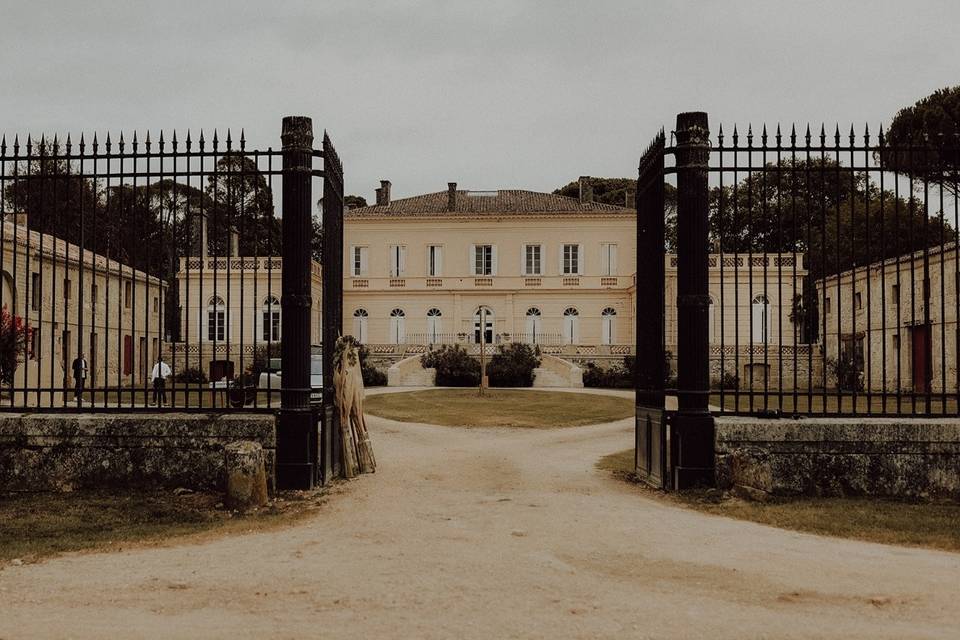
left=346, top=189, right=633, bottom=218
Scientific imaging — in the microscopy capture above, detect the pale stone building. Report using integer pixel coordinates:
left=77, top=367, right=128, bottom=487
left=817, top=243, right=960, bottom=394
left=0, top=215, right=166, bottom=405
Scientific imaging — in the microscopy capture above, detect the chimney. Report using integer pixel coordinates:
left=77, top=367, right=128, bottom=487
left=625, top=187, right=636, bottom=209
left=375, top=187, right=384, bottom=206
left=188, top=210, right=208, bottom=258
left=447, top=182, right=457, bottom=212
left=380, top=180, right=391, bottom=205
left=579, top=176, right=593, bottom=204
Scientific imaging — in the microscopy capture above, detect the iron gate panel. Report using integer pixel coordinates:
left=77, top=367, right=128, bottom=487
left=635, top=129, right=670, bottom=488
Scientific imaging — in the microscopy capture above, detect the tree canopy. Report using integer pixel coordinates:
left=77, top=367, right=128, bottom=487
left=882, top=86, right=960, bottom=195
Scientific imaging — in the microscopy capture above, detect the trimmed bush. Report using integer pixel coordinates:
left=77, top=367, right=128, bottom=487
left=358, top=344, right=387, bottom=387
left=487, top=342, right=541, bottom=387
left=173, top=366, right=208, bottom=384
left=583, top=361, right=633, bottom=388
left=421, top=344, right=480, bottom=387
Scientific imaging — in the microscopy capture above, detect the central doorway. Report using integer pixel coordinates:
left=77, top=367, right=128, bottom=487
left=474, top=306, right=494, bottom=344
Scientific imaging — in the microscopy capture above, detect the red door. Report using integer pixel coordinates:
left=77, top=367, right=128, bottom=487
left=123, top=335, right=133, bottom=376
left=911, top=325, right=930, bottom=393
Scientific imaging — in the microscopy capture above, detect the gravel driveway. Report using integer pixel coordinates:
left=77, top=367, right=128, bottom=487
left=1, top=399, right=959, bottom=639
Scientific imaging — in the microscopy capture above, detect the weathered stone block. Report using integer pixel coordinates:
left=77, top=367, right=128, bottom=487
left=224, top=441, right=269, bottom=510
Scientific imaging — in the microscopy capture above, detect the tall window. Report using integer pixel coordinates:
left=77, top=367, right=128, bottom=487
left=207, top=296, right=226, bottom=342
left=353, top=308, right=369, bottom=343
left=601, top=307, right=616, bottom=345
left=63, top=278, right=72, bottom=300
left=31, top=272, right=40, bottom=311
left=473, top=306, right=494, bottom=344
left=426, top=308, right=442, bottom=343
left=124, top=281, right=132, bottom=308
left=525, top=307, right=542, bottom=344
left=563, top=307, right=580, bottom=344
left=601, top=243, right=617, bottom=276
left=751, top=294, right=770, bottom=344
left=524, top=244, right=541, bottom=276
left=562, top=244, right=581, bottom=275
left=389, top=308, right=406, bottom=344
left=389, top=245, right=406, bottom=277
left=428, top=245, right=443, bottom=277
left=351, top=246, right=368, bottom=277
left=473, top=244, right=494, bottom=276
left=261, top=296, right=280, bottom=342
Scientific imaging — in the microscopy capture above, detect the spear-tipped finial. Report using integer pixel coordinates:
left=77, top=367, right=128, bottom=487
left=212, top=129, right=219, bottom=149
left=198, top=129, right=205, bottom=149
left=65, top=133, right=72, bottom=154
left=240, top=128, right=246, bottom=150
left=717, top=123, right=724, bottom=145
left=732, top=124, right=739, bottom=146
left=145, top=130, right=151, bottom=150
left=1, top=134, right=6, bottom=155
left=834, top=123, right=840, bottom=145
left=878, top=124, right=885, bottom=145
left=790, top=124, right=797, bottom=145
left=747, top=124, right=753, bottom=146
left=105, top=132, right=112, bottom=151
left=863, top=123, right=870, bottom=145
left=13, top=134, right=20, bottom=155
left=225, top=128, right=232, bottom=150
left=159, top=130, right=165, bottom=148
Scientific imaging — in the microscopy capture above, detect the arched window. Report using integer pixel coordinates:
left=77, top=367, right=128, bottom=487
left=206, top=296, right=225, bottom=342
left=563, top=307, right=580, bottom=345
left=473, top=306, right=494, bottom=344
left=426, top=308, right=443, bottom=344
left=389, top=308, right=406, bottom=344
left=525, top=307, right=542, bottom=344
left=261, top=296, right=280, bottom=342
left=751, top=294, right=770, bottom=344
left=353, top=308, right=369, bottom=344
left=601, top=307, right=617, bottom=345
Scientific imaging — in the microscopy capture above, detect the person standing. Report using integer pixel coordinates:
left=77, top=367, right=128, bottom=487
left=71, top=353, right=88, bottom=403
left=151, top=357, right=172, bottom=406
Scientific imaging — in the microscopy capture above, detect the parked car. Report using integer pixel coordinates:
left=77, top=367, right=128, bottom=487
left=258, top=349, right=323, bottom=402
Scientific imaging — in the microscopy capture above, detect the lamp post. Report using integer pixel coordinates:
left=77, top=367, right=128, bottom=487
left=479, top=307, right=487, bottom=396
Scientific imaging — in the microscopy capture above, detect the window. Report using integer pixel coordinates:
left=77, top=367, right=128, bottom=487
left=91, top=283, right=98, bottom=306
left=892, top=283, right=899, bottom=305
left=353, top=308, right=369, bottom=343
left=473, top=306, right=494, bottom=344
left=31, top=272, right=40, bottom=311
left=30, top=327, right=40, bottom=361
left=207, top=296, right=226, bottom=342
left=524, top=244, right=542, bottom=276
left=124, top=281, right=132, bottom=308
left=601, top=307, right=617, bottom=345
left=153, top=297, right=159, bottom=313
left=473, top=244, right=494, bottom=276
left=601, top=243, right=618, bottom=276
left=525, top=307, right=542, bottom=344
left=855, top=292, right=862, bottom=310
left=389, top=245, right=406, bottom=277
left=562, top=307, right=580, bottom=344
left=261, top=296, right=280, bottom=342
left=751, top=295, right=770, bottom=344
left=426, top=308, right=442, bottom=343
left=824, top=296, right=831, bottom=315
left=351, top=246, right=368, bottom=277
left=893, top=334, right=900, bottom=351
left=63, top=278, right=71, bottom=300
left=427, top=245, right=443, bottom=277
left=389, top=308, right=405, bottom=344
left=562, top=244, right=581, bottom=275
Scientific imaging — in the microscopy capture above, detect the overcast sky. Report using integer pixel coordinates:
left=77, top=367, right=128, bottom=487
left=2, top=1, right=959, bottom=202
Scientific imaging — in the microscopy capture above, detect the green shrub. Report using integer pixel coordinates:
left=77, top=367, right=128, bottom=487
left=358, top=344, right=387, bottom=387
left=248, top=343, right=281, bottom=382
left=712, top=372, right=740, bottom=390
left=173, top=366, right=207, bottom=384
left=582, top=361, right=633, bottom=388
left=421, top=344, right=480, bottom=387
left=488, top=342, right=541, bottom=387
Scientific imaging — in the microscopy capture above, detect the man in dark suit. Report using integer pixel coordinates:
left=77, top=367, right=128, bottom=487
left=71, top=353, right=88, bottom=402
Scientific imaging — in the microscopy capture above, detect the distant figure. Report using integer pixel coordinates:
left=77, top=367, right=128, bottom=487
left=71, top=353, right=88, bottom=402
left=151, top=357, right=172, bottom=406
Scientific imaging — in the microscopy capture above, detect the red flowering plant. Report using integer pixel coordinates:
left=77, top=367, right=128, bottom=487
left=0, top=306, right=32, bottom=385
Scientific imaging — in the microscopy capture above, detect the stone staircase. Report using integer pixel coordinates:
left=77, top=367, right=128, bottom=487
left=387, top=354, right=437, bottom=387
left=533, top=354, right=583, bottom=388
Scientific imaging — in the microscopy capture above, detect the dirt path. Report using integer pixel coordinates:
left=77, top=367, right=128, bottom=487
left=2, top=399, right=959, bottom=639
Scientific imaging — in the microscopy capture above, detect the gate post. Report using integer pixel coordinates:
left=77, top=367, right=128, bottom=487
left=277, top=116, right=317, bottom=490
left=673, top=111, right=716, bottom=489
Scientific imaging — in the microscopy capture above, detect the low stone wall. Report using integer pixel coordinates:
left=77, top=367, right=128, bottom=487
left=715, top=417, right=960, bottom=499
left=0, top=413, right=276, bottom=492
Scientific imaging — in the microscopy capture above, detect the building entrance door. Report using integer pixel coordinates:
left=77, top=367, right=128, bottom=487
left=474, top=307, right=494, bottom=344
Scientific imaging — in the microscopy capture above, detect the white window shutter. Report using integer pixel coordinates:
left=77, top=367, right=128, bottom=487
left=520, top=245, right=527, bottom=275
left=436, top=246, right=443, bottom=276
left=399, top=246, right=406, bottom=276
left=360, top=247, right=368, bottom=275
left=469, top=244, right=477, bottom=275
left=349, top=245, right=356, bottom=276
left=609, top=244, right=617, bottom=275
left=578, top=244, right=584, bottom=275
left=559, top=245, right=565, bottom=275
left=491, top=245, right=498, bottom=276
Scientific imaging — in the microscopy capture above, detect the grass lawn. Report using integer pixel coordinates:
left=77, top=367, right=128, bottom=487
left=597, top=449, right=960, bottom=553
left=365, top=388, right=634, bottom=428
left=0, top=488, right=324, bottom=565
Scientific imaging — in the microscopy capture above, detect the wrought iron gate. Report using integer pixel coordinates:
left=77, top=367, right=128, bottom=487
left=635, top=129, right=671, bottom=488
